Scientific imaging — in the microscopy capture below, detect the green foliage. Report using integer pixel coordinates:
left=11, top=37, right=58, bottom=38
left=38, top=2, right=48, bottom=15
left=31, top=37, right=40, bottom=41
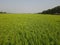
left=0, top=12, right=7, bottom=14
left=0, top=14, right=60, bottom=45
left=40, top=6, right=60, bottom=14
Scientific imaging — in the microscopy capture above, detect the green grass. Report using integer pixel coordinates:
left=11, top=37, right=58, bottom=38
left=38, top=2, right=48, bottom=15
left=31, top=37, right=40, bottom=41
left=0, top=14, right=60, bottom=45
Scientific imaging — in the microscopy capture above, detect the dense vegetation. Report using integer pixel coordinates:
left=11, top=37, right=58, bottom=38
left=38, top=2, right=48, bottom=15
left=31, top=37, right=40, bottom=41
left=0, top=12, right=7, bottom=14
left=0, top=14, right=60, bottom=45
left=38, top=6, right=60, bottom=14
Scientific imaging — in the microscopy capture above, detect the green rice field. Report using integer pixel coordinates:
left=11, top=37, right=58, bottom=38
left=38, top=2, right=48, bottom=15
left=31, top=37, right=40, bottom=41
left=0, top=14, right=60, bottom=45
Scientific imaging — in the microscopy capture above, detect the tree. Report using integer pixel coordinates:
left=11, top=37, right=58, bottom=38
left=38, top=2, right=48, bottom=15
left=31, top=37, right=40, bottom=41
left=38, top=6, right=60, bottom=15
left=0, top=11, right=7, bottom=14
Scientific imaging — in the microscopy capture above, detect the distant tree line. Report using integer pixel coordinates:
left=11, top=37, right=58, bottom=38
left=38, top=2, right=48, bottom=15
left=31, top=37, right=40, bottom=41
left=0, top=11, right=7, bottom=14
left=38, top=6, right=60, bottom=15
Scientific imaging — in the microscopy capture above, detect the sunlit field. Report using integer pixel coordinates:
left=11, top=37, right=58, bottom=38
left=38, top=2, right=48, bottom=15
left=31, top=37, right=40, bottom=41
left=0, top=14, right=60, bottom=45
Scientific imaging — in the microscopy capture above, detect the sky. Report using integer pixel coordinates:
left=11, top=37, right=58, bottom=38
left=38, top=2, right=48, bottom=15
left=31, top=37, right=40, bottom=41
left=0, top=0, right=60, bottom=13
